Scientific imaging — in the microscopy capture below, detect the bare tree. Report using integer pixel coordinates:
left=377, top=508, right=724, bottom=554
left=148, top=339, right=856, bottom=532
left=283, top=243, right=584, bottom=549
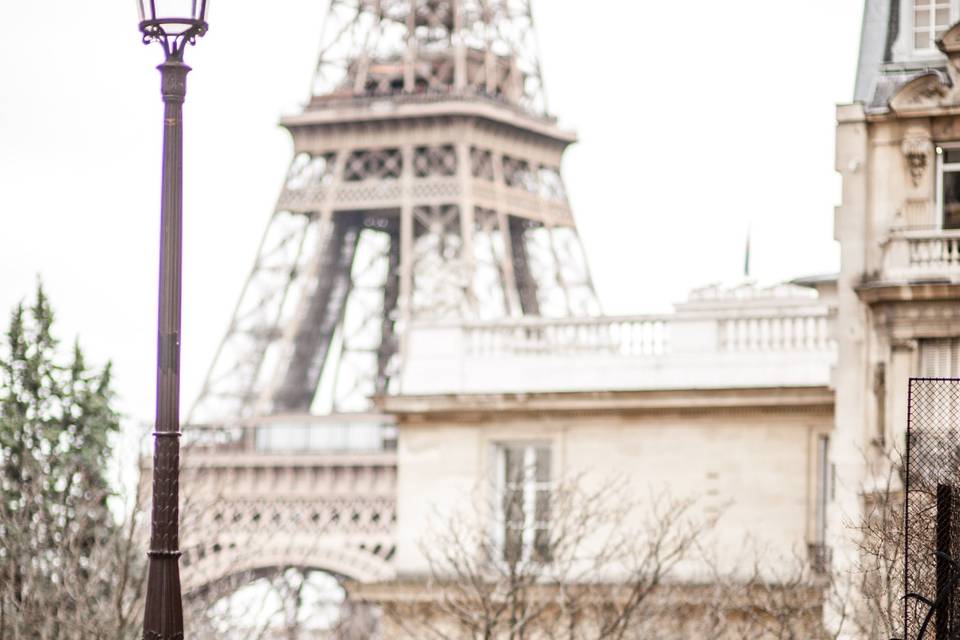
left=0, top=286, right=149, bottom=640
left=846, top=447, right=904, bottom=640
left=0, top=460, right=149, bottom=640
left=705, top=447, right=905, bottom=640
left=383, top=475, right=712, bottom=640
left=699, top=550, right=843, bottom=640
left=378, top=461, right=907, bottom=640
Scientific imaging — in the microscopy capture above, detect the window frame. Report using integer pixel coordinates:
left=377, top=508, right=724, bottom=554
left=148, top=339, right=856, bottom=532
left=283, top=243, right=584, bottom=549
left=919, top=337, right=960, bottom=377
left=934, top=143, right=960, bottom=229
left=493, top=441, right=553, bottom=565
left=814, top=434, right=831, bottom=546
left=912, top=0, right=955, bottom=54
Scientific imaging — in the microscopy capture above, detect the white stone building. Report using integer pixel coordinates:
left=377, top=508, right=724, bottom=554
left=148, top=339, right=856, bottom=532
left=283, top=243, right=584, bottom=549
left=359, top=283, right=837, bottom=610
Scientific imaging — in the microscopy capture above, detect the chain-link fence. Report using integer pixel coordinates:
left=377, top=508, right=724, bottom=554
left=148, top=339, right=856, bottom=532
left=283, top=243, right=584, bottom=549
left=905, top=377, right=960, bottom=638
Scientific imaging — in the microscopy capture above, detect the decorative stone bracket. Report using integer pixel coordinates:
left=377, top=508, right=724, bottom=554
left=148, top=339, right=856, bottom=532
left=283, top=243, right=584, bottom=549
left=902, top=135, right=932, bottom=187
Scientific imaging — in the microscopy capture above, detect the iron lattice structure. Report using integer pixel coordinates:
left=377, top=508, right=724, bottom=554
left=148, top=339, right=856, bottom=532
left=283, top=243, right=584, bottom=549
left=189, top=0, right=598, bottom=422
left=905, top=377, right=960, bottom=639
left=312, top=0, right=549, bottom=114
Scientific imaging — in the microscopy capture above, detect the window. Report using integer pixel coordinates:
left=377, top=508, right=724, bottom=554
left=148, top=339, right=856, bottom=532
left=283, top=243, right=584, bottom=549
left=914, top=0, right=953, bottom=52
left=936, top=146, right=960, bottom=229
left=496, top=443, right=551, bottom=563
left=920, top=338, right=960, bottom=376
left=815, top=435, right=831, bottom=545
left=809, top=434, right=833, bottom=572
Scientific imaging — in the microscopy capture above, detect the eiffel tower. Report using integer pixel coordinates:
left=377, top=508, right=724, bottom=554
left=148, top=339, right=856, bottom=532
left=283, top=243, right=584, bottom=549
left=190, top=0, right=597, bottom=421
left=178, top=0, right=599, bottom=630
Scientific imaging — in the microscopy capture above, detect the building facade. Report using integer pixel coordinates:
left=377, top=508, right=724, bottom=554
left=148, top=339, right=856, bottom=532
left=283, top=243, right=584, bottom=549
left=833, top=0, right=960, bottom=621
left=355, top=282, right=837, bottom=636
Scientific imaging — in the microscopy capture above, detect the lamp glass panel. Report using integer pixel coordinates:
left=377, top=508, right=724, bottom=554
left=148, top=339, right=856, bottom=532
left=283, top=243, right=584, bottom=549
left=150, top=0, right=201, bottom=20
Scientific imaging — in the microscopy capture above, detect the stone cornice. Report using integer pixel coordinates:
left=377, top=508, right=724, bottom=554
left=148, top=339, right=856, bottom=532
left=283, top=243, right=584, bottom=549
left=377, top=386, right=834, bottom=422
left=872, top=296, right=960, bottom=339
left=855, top=281, right=960, bottom=304
left=346, top=578, right=824, bottom=607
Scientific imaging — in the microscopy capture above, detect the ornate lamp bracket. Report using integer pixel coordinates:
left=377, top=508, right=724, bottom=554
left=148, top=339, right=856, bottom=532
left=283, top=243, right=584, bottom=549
left=139, top=19, right=208, bottom=61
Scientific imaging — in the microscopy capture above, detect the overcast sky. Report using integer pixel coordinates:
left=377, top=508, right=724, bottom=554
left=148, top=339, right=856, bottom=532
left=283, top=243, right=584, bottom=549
left=0, top=2, right=864, bottom=430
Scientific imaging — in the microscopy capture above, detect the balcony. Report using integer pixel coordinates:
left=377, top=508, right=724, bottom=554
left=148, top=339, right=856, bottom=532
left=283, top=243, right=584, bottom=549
left=399, top=284, right=837, bottom=396
left=179, top=413, right=398, bottom=464
left=882, top=229, right=960, bottom=283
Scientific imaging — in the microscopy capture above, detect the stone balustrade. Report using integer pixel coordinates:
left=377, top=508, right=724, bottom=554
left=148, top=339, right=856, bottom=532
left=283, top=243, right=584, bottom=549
left=401, top=302, right=836, bottom=395
left=717, top=314, right=832, bottom=352
left=465, top=315, right=670, bottom=357
left=883, top=229, right=960, bottom=282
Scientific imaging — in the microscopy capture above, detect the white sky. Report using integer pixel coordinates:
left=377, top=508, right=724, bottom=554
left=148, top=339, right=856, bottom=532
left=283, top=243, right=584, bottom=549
left=0, top=1, right=864, bottom=430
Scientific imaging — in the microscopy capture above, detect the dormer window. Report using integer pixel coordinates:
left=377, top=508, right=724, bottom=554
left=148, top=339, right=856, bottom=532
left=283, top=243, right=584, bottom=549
left=914, top=0, right=953, bottom=52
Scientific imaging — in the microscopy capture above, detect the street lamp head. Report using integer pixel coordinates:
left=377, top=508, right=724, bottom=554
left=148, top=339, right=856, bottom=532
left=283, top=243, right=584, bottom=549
left=138, top=0, right=209, bottom=59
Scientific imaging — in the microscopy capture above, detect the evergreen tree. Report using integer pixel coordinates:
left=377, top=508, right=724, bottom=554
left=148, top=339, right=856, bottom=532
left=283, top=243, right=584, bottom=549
left=0, top=284, right=145, bottom=639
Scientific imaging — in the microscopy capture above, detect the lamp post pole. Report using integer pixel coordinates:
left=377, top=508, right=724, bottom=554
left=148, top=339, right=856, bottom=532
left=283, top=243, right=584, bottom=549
left=137, top=6, right=208, bottom=638
left=143, top=55, right=189, bottom=640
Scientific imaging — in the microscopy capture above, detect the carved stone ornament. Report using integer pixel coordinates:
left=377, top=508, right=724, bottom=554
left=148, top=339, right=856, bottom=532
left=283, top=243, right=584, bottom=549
left=938, top=22, right=960, bottom=58
left=890, top=71, right=952, bottom=114
left=902, top=136, right=932, bottom=186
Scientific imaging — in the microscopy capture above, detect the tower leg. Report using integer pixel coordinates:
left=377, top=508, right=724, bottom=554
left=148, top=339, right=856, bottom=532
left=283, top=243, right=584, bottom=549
left=509, top=218, right=541, bottom=316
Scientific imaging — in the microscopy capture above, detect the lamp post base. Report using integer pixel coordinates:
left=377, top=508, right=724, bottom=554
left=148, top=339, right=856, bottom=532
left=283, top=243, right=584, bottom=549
left=143, top=552, right=184, bottom=640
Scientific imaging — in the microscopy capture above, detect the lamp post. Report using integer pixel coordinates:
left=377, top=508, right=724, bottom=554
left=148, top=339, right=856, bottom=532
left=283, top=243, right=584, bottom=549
left=137, top=2, right=209, bottom=638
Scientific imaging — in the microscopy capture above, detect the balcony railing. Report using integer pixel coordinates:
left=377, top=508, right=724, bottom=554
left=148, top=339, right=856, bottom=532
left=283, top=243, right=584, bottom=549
left=402, top=307, right=836, bottom=396
left=718, top=315, right=832, bottom=352
left=181, top=414, right=398, bottom=456
left=882, top=229, right=960, bottom=282
left=466, top=315, right=670, bottom=357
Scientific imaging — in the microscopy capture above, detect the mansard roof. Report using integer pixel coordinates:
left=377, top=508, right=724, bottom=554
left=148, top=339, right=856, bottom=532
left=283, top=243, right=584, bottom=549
left=854, top=0, right=953, bottom=113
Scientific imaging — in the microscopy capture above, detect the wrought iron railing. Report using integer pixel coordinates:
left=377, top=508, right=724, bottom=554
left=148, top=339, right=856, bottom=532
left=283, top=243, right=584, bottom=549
left=180, top=414, right=398, bottom=456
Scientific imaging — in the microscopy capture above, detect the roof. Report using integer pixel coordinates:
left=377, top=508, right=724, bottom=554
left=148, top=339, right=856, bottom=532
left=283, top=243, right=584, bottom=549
left=853, top=0, right=894, bottom=104
left=791, top=273, right=839, bottom=287
left=853, top=0, right=951, bottom=112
